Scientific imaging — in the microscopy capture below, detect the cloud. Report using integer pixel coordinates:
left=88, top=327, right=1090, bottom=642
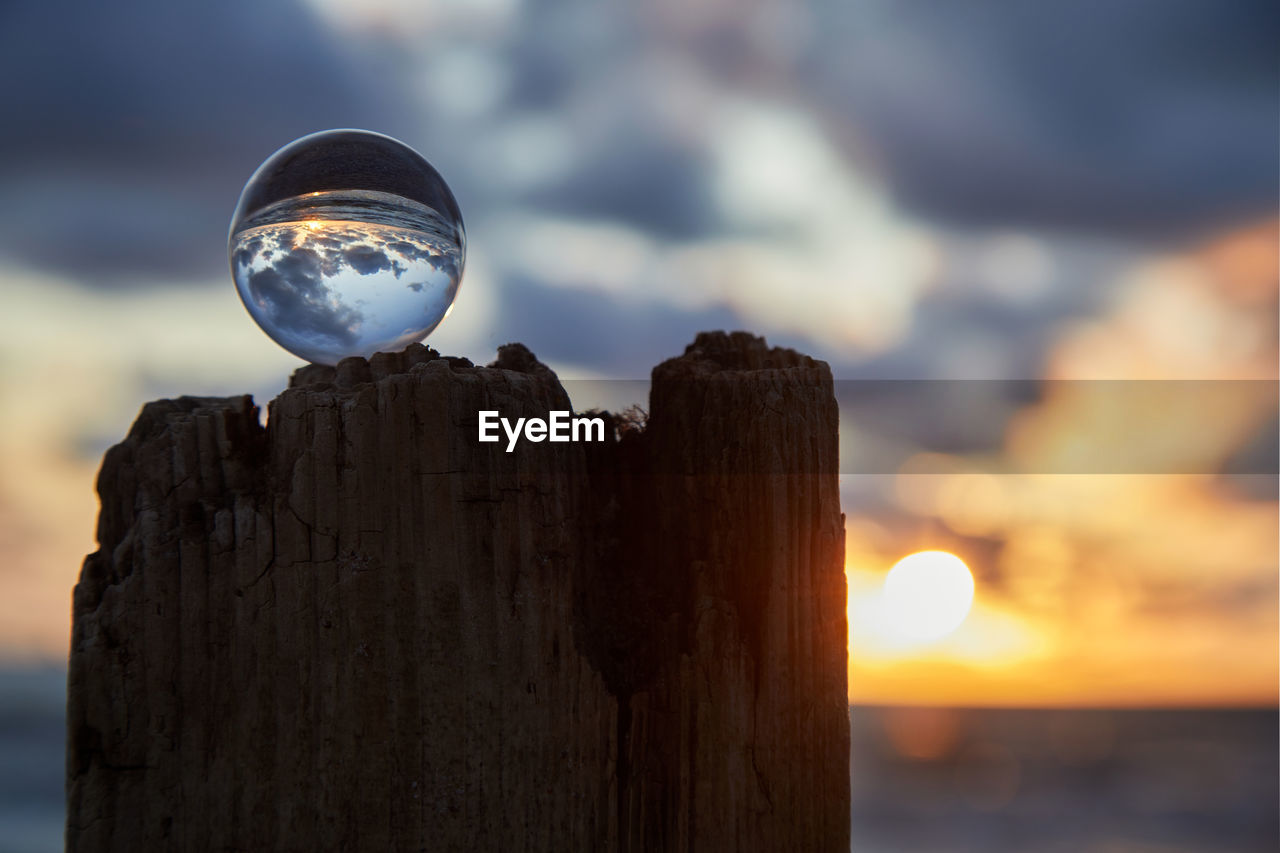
left=494, top=273, right=741, bottom=375
left=806, top=0, right=1279, bottom=235
left=242, top=249, right=363, bottom=348
left=2, top=0, right=1272, bottom=382
left=524, top=133, right=718, bottom=239
left=0, top=0, right=404, bottom=284
left=230, top=218, right=467, bottom=360
left=343, top=245, right=400, bottom=276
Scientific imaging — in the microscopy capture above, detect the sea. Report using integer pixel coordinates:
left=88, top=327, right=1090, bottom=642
left=2, top=666, right=1275, bottom=852
left=849, top=704, right=1278, bottom=852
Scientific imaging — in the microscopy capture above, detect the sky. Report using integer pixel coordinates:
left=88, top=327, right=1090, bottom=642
left=0, top=0, right=1275, bottom=707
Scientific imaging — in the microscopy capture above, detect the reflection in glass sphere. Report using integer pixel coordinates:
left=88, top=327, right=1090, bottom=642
left=229, top=130, right=465, bottom=365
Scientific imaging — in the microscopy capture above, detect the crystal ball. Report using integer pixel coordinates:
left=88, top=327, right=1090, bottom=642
left=229, top=129, right=465, bottom=365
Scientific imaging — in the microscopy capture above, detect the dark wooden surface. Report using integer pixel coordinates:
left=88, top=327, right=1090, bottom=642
left=67, top=332, right=849, bottom=851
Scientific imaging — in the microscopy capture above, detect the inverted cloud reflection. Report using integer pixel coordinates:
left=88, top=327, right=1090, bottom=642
left=232, top=220, right=461, bottom=364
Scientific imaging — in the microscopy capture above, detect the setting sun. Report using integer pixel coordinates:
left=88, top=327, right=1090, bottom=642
left=878, top=550, right=975, bottom=645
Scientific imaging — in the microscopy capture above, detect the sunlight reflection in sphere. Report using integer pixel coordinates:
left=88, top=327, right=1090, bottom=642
left=229, top=130, right=465, bottom=365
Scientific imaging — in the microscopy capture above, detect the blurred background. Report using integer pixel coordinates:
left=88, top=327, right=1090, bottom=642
left=0, top=1, right=1275, bottom=850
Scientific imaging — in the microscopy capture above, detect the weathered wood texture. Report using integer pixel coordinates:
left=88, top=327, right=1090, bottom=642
left=67, top=332, right=849, bottom=852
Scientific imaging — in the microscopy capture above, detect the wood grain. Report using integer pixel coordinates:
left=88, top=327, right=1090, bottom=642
left=67, top=333, right=848, bottom=851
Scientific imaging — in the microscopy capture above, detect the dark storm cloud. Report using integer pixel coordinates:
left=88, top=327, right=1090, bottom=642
left=480, top=0, right=1277, bottom=241
left=343, top=246, right=398, bottom=276
left=526, top=137, right=718, bottom=239
left=231, top=219, right=466, bottom=351
left=495, top=274, right=742, bottom=375
left=498, top=3, right=629, bottom=112
left=345, top=229, right=458, bottom=277
left=435, top=257, right=459, bottom=283
left=481, top=0, right=1275, bottom=245
left=6, top=0, right=1272, bottom=291
left=807, top=0, right=1279, bottom=236
left=0, top=0, right=404, bottom=284
left=333, top=229, right=446, bottom=278
left=245, top=254, right=362, bottom=347
left=385, top=240, right=442, bottom=264
left=490, top=8, right=718, bottom=238
left=272, top=247, right=324, bottom=283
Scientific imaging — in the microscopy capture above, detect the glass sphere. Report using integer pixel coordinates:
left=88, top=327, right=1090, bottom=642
left=229, top=129, right=465, bottom=365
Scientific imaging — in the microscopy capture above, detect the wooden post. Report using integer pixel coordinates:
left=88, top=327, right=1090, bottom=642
left=67, top=332, right=849, bottom=851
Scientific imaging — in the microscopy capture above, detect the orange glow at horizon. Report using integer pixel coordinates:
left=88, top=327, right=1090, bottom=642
left=845, top=474, right=1279, bottom=709
left=848, top=550, right=1054, bottom=706
left=846, top=223, right=1278, bottom=710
